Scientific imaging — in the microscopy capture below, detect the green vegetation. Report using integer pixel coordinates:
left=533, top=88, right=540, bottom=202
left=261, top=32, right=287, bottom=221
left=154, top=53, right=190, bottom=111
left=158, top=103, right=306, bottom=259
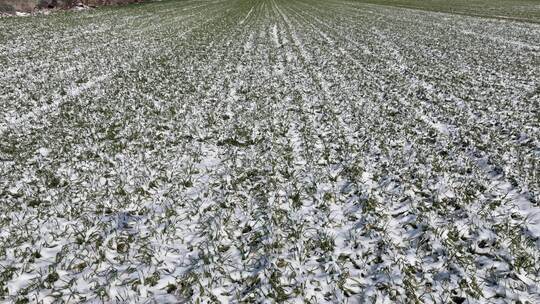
left=355, top=0, right=540, bottom=23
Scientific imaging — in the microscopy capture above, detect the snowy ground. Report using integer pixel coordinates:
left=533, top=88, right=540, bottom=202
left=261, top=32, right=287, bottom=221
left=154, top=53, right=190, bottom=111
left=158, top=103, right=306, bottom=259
left=0, top=0, right=539, bottom=303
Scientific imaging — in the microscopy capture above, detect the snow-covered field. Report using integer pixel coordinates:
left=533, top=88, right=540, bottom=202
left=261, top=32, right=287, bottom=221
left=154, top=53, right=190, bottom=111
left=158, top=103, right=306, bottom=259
left=0, top=0, right=539, bottom=302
